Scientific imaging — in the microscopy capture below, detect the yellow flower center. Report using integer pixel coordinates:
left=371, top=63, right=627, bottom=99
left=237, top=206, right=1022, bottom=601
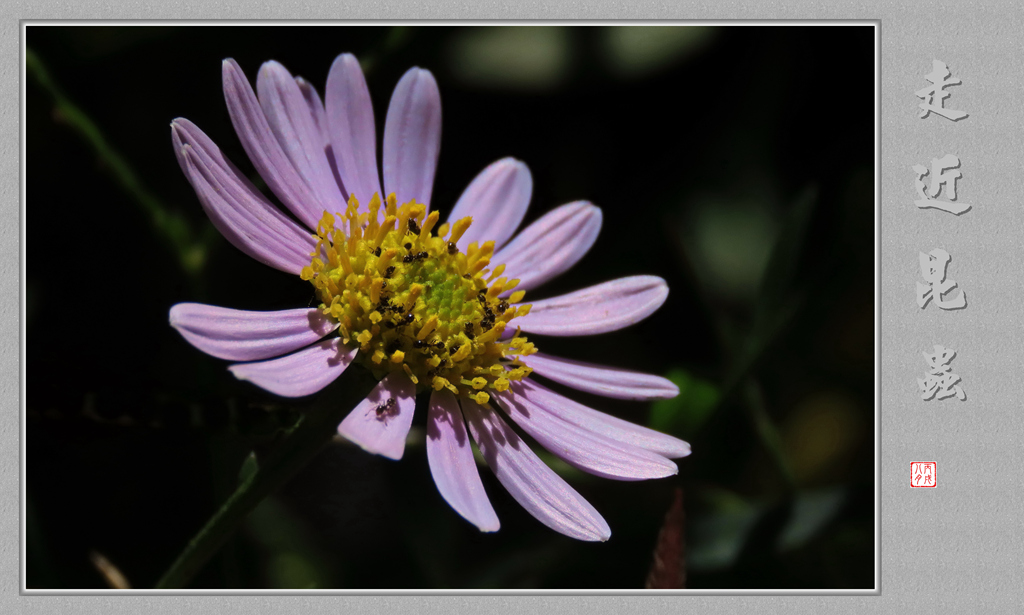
left=300, top=193, right=537, bottom=405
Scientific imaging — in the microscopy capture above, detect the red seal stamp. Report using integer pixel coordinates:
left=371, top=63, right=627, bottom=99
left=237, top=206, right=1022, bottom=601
left=911, top=461, right=936, bottom=488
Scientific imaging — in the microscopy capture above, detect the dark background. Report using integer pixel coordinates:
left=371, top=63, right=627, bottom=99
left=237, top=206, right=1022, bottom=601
left=26, top=25, right=875, bottom=590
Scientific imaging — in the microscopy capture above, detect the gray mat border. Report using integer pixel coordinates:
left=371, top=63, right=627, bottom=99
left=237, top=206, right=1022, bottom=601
left=11, top=4, right=1009, bottom=614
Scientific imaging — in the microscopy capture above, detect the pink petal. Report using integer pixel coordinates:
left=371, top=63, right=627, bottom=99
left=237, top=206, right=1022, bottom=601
left=446, top=158, right=532, bottom=252
left=256, top=61, right=346, bottom=226
left=228, top=338, right=356, bottom=398
left=222, top=59, right=331, bottom=230
left=325, top=53, right=382, bottom=204
left=426, top=390, right=500, bottom=532
left=337, top=372, right=417, bottom=460
left=512, top=380, right=691, bottom=459
left=383, top=67, right=441, bottom=211
left=515, top=275, right=668, bottom=336
left=171, top=119, right=316, bottom=275
left=493, top=202, right=602, bottom=294
left=297, top=76, right=347, bottom=206
left=493, top=389, right=677, bottom=481
left=461, top=399, right=611, bottom=542
left=295, top=76, right=329, bottom=148
left=523, top=352, right=679, bottom=400
left=169, top=303, right=338, bottom=361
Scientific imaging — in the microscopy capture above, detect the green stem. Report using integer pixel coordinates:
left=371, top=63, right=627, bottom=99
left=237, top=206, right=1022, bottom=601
left=26, top=48, right=211, bottom=279
left=703, top=296, right=802, bottom=418
left=742, top=380, right=797, bottom=493
left=155, top=365, right=378, bottom=589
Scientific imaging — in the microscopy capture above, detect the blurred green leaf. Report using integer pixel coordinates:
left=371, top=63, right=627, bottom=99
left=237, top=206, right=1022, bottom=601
left=357, top=26, right=412, bottom=76
left=238, top=452, right=259, bottom=486
left=245, top=497, right=335, bottom=589
left=752, top=186, right=817, bottom=331
left=447, top=27, right=571, bottom=90
left=688, top=487, right=761, bottom=572
left=777, top=487, right=847, bottom=552
left=648, top=367, right=720, bottom=438
left=601, top=26, right=716, bottom=78
left=690, top=486, right=846, bottom=573
left=684, top=196, right=779, bottom=303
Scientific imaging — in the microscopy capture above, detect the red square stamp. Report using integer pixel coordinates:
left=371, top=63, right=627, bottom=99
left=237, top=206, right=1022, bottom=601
left=911, top=461, right=937, bottom=488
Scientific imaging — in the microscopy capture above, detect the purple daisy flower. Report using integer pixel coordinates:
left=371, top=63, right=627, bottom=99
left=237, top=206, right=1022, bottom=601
left=169, top=53, right=690, bottom=542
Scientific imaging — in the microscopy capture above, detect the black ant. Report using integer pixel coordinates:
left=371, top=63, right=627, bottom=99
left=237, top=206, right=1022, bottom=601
left=416, top=340, right=445, bottom=354
left=464, top=322, right=475, bottom=339
left=372, top=246, right=382, bottom=257
left=481, top=306, right=495, bottom=330
left=384, top=308, right=410, bottom=328
left=404, top=242, right=412, bottom=250
left=408, top=220, right=420, bottom=235
left=497, top=301, right=509, bottom=313
left=367, top=397, right=398, bottom=425
left=384, top=266, right=395, bottom=279
left=447, top=242, right=458, bottom=255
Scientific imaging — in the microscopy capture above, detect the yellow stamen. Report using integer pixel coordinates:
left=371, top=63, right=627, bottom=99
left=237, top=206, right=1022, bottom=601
left=417, top=315, right=439, bottom=341
left=374, top=216, right=396, bottom=247
left=449, top=217, right=472, bottom=245
left=451, top=343, right=472, bottom=362
left=487, top=264, right=506, bottom=282
left=487, top=277, right=507, bottom=298
left=419, top=210, right=439, bottom=243
left=476, top=322, right=506, bottom=344
left=303, top=198, right=536, bottom=402
left=366, top=193, right=382, bottom=238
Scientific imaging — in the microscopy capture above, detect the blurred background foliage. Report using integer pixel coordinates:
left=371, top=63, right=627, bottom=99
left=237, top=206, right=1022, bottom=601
left=26, top=25, right=875, bottom=590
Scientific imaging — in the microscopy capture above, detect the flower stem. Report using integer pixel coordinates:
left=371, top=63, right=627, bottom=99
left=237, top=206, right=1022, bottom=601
left=742, top=379, right=797, bottom=493
left=26, top=48, right=214, bottom=280
left=154, top=365, right=379, bottom=589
